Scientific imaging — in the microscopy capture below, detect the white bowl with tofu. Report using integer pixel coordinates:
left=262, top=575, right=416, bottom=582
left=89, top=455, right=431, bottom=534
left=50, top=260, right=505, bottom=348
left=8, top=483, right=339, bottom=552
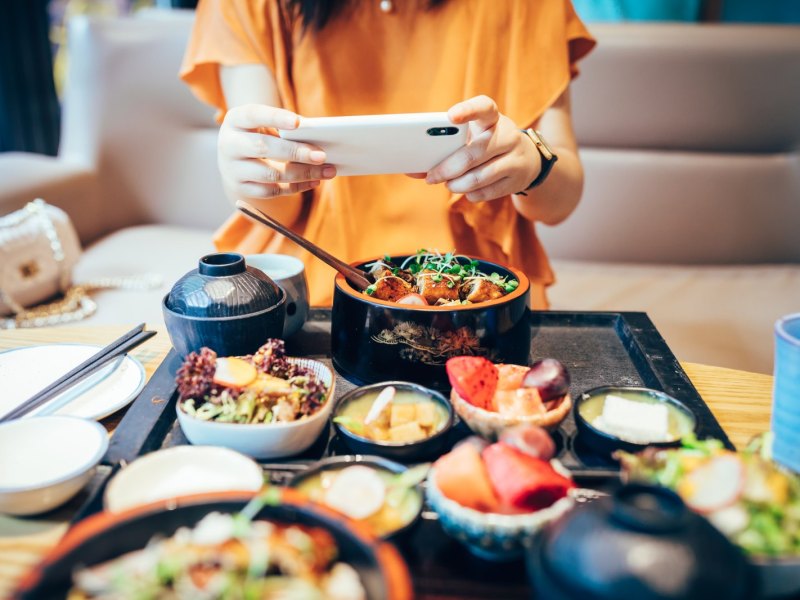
left=574, top=386, right=697, bottom=456
left=332, top=381, right=454, bottom=462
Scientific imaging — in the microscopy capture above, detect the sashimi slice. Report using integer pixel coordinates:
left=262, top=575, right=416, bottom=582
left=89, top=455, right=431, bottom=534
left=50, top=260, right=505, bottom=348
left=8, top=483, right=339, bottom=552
left=446, top=356, right=499, bottom=410
left=434, top=442, right=499, bottom=512
left=482, top=443, right=574, bottom=511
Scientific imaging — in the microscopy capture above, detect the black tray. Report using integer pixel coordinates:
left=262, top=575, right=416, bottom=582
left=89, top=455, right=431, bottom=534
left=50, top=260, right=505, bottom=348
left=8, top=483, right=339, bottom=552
left=77, top=309, right=730, bottom=599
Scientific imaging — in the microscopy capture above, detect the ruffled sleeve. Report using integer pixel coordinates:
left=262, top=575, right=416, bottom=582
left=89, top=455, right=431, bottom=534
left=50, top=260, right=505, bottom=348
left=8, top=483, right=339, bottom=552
left=179, top=0, right=293, bottom=121
left=447, top=0, right=595, bottom=308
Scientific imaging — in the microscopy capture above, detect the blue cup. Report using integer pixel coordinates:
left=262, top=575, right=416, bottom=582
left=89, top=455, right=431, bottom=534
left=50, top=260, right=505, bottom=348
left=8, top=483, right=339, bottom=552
left=772, top=313, right=800, bottom=472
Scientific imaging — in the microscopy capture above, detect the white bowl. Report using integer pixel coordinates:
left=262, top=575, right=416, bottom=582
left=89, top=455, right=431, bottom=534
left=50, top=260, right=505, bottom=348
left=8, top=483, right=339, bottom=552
left=104, top=446, right=264, bottom=512
left=176, top=358, right=335, bottom=459
left=0, top=416, right=108, bottom=515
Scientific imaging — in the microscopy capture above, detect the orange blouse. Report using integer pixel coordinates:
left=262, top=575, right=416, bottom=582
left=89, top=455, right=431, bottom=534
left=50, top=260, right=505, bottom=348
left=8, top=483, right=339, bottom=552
left=180, top=0, right=595, bottom=307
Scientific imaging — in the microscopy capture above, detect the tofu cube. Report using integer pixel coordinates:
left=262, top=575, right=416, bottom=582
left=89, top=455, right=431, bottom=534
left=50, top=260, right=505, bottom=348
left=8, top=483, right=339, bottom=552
left=415, top=402, right=437, bottom=429
left=389, top=421, right=425, bottom=443
left=390, top=404, right=416, bottom=428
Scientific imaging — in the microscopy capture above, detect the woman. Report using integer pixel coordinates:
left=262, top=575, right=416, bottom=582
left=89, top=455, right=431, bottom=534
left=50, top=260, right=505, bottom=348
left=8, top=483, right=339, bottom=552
left=180, top=0, right=595, bottom=307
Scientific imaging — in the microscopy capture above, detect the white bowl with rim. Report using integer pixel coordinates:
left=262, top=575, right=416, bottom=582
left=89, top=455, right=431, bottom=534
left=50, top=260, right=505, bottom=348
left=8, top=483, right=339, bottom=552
left=176, top=358, right=336, bottom=459
left=104, top=445, right=264, bottom=513
left=0, top=416, right=108, bottom=516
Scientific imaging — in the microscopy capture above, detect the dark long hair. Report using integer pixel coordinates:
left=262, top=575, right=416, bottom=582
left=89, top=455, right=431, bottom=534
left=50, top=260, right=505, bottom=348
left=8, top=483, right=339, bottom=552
left=284, top=0, right=447, bottom=31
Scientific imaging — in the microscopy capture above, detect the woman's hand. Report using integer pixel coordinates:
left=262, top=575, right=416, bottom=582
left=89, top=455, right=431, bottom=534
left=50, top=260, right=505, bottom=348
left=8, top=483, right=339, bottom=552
left=218, top=104, right=336, bottom=200
left=425, top=96, right=540, bottom=202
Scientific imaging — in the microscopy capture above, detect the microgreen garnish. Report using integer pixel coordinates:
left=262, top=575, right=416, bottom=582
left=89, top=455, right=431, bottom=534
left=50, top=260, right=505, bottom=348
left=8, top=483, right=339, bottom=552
left=398, top=250, right=517, bottom=288
left=365, top=284, right=376, bottom=296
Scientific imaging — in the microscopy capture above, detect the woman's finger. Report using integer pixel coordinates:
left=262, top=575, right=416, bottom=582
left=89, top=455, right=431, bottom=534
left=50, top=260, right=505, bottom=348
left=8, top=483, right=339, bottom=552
left=445, top=154, right=506, bottom=194
left=224, top=104, right=300, bottom=131
left=236, top=180, right=321, bottom=199
left=235, top=159, right=335, bottom=184
left=464, top=177, right=512, bottom=203
left=425, top=128, right=498, bottom=184
left=223, top=130, right=326, bottom=164
left=447, top=95, right=500, bottom=132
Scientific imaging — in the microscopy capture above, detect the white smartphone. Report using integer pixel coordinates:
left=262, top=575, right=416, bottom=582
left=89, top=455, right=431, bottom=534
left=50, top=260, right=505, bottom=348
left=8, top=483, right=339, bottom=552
left=278, top=112, right=467, bottom=176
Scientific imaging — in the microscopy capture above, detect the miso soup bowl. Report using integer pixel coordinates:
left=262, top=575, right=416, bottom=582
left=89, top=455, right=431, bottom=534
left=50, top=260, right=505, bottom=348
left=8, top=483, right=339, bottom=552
left=331, top=256, right=531, bottom=391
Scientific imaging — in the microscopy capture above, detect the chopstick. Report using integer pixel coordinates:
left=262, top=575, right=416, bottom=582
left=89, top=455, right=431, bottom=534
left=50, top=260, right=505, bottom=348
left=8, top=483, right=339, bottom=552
left=0, top=324, right=156, bottom=423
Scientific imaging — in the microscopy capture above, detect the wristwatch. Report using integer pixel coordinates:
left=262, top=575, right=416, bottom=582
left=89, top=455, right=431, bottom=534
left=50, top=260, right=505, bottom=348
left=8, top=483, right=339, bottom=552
left=517, top=128, right=558, bottom=196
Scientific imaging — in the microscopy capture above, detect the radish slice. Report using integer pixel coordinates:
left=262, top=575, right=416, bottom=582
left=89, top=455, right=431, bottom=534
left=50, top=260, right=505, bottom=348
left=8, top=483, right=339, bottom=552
left=683, top=454, right=745, bottom=513
left=323, top=466, right=386, bottom=520
left=364, top=386, right=396, bottom=425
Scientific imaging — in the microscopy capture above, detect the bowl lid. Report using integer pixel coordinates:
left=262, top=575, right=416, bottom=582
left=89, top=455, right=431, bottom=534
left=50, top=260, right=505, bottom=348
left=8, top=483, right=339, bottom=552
left=529, top=483, right=758, bottom=600
left=165, top=253, right=284, bottom=318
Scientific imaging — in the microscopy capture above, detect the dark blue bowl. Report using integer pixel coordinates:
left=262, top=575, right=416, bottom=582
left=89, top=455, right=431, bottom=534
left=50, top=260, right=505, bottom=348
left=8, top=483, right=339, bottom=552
left=162, top=252, right=286, bottom=357
left=332, top=381, right=454, bottom=463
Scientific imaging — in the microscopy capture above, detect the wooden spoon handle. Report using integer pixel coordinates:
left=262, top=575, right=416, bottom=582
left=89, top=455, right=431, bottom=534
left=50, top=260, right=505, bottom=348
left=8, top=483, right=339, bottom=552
left=236, top=200, right=372, bottom=292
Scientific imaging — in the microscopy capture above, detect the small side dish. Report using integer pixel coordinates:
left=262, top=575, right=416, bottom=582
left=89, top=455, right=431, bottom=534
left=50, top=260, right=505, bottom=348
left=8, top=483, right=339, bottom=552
left=332, top=382, right=454, bottom=461
left=291, top=458, right=426, bottom=539
left=446, top=356, right=572, bottom=439
left=575, top=386, right=696, bottom=454
left=174, top=340, right=335, bottom=459
left=176, top=339, right=329, bottom=425
left=426, top=425, right=575, bottom=560
left=617, top=434, right=800, bottom=558
left=67, top=498, right=367, bottom=599
left=363, top=250, right=518, bottom=306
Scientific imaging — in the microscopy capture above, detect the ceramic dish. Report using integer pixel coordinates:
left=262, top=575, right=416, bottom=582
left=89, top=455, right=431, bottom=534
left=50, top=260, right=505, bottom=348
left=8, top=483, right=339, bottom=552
left=0, top=344, right=145, bottom=421
left=330, top=255, right=531, bottom=391
left=0, top=416, right=108, bottom=516
left=332, top=381, right=454, bottom=462
left=104, top=446, right=264, bottom=512
left=162, top=252, right=286, bottom=358
left=425, top=465, right=574, bottom=561
left=289, top=455, right=425, bottom=540
left=245, top=253, right=309, bottom=337
left=14, top=489, right=413, bottom=600
left=450, top=387, right=572, bottom=440
left=176, top=357, right=335, bottom=459
left=573, top=385, right=697, bottom=455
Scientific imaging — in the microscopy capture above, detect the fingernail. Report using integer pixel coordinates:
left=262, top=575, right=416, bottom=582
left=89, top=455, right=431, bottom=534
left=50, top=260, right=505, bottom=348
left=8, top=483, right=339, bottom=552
left=310, top=150, right=326, bottom=163
left=426, top=176, right=438, bottom=184
left=322, top=166, right=336, bottom=178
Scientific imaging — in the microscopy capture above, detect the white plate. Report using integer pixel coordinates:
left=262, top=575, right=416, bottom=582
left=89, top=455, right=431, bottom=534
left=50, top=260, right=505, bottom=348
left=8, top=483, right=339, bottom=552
left=0, top=344, right=146, bottom=421
left=104, top=446, right=264, bottom=513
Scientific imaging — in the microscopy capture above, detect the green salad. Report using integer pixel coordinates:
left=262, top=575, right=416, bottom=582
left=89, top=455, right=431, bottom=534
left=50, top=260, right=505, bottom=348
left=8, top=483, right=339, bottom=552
left=617, top=434, right=800, bottom=557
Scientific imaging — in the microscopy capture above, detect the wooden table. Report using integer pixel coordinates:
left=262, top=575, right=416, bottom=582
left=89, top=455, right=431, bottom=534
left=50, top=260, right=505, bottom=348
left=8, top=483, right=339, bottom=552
left=0, top=325, right=776, bottom=597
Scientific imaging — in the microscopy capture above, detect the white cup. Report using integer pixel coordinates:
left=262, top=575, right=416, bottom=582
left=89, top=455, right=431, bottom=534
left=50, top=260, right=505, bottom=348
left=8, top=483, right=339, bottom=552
left=245, top=254, right=309, bottom=337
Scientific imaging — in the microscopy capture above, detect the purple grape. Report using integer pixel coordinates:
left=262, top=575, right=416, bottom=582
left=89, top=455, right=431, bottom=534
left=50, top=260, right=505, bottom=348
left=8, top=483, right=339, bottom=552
left=500, top=424, right=556, bottom=461
left=521, top=358, right=570, bottom=402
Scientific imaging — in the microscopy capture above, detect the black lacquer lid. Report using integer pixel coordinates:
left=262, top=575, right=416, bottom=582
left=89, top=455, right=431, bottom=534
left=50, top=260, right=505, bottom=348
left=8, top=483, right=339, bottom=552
left=527, top=483, right=759, bottom=600
left=165, top=253, right=283, bottom=318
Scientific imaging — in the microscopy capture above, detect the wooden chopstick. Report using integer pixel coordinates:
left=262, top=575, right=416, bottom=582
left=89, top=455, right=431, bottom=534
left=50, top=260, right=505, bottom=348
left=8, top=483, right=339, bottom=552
left=0, top=325, right=156, bottom=423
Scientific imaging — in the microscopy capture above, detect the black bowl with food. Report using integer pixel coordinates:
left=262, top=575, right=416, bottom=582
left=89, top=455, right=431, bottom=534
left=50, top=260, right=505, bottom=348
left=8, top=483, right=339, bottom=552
left=331, top=252, right=531, bottom=391
left=289, top=455, right=427, bottom=542
left=332, top=381, right=454, bottom=462
left=573, top=385, right=697, bottom=456
left=14, top=489, right=413, bottom=600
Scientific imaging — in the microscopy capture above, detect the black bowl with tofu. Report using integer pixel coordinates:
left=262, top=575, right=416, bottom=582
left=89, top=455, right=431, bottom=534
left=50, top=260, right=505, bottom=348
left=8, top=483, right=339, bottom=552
left=332, top=381, right=455, bottom=462
left=331, top=255, right=531, bottom=391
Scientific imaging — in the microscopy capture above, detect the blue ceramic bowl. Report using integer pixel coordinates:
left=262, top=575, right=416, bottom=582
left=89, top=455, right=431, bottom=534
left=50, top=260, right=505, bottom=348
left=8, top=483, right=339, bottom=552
left=162, top=253, right=286, bottom=357
left=425, top=465, right=574, bottom=561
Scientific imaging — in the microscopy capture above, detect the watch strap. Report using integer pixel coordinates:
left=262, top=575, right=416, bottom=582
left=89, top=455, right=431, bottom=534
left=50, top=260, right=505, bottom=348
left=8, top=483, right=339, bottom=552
left=517, top=128, right=558, bottom=196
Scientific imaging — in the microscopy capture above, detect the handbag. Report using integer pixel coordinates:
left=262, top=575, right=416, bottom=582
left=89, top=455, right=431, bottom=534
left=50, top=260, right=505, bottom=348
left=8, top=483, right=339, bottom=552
left=0, top=199, right=162, bottom=329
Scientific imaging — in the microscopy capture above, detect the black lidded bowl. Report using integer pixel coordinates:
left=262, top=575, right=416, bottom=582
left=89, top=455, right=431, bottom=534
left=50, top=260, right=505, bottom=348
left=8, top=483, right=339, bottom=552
left=288, top=455, right=425, bottom=542
left=331, top=255, right=531, bottom=391
left=14, top=490, right=413, bottom=600
left=332, top=381, right=454, bottom=463
left=525, top=483, right=760, bottom=600
left=573, top=385, right=698, bottom=456
left=162, top=252, right=286, bottom=357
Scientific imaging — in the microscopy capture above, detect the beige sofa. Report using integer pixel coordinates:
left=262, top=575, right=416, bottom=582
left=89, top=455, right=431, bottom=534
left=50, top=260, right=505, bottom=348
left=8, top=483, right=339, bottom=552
left=1, top=11, right=798, bottom=375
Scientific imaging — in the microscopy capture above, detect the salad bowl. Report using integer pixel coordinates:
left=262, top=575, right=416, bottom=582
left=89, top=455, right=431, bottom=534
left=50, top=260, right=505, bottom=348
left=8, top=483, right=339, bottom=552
left=331, top=253, right=531, bottom=391
left=14, top=489, right=413, bottom=600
